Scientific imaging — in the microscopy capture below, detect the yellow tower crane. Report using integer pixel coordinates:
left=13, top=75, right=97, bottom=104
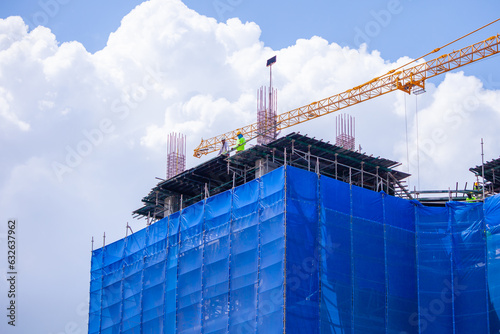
left=193, top=31, right=500, bottom=158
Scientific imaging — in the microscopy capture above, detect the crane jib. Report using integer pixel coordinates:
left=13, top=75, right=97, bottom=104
left=194, top=34, right=500, bottom=158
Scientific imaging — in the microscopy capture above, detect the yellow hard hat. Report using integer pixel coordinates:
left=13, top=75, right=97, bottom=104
left=236, top=131, right=241, bottom=135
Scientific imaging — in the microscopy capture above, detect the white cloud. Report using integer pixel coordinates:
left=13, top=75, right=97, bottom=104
left=394, top=72, right=500, bottom=190
left=0, top=16, right=29, bottom=51
left=1, top=0, right=500, bottom=332
left=0, top=87, right=30, bottom=131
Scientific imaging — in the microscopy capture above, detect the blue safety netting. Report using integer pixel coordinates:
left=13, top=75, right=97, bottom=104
left=485, top=195, right=500, bottom=331
left=89, top=165, right=500, bottom=333
left=311, top=170, right=418, bottom=334
left=89, top=167, right=285, bottom=334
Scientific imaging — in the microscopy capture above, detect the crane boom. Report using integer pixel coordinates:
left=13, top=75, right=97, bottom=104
left=194, top=34, right=500, bottom=158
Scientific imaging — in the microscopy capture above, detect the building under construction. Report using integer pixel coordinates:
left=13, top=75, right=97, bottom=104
left=88, top=34, right=500, bottom=333
left=88, top=130, right=500, bottom=333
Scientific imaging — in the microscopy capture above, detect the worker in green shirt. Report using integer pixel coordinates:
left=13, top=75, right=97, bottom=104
left=236, top=131, right=246, bottom=152
left=466, top=193, right=476, bottom=202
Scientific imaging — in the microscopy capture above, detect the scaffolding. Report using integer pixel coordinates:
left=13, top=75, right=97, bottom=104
left=166, top=132, right=186, bottom=180
left=470, top=156, right=500, bottom=195
left=134, top=133, right=411, bottom=222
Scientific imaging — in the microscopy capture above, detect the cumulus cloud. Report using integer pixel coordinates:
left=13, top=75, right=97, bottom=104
left=394, top=72, right=500, bottom=190
left=1, top=0, right=500, bottom=332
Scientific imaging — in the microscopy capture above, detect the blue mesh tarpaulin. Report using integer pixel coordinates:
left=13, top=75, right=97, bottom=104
left=89, top=166, right=500, bottom=333
left=485, top=195, right=500, bottom=331
left=317, top=175, right=417, bottom=334
left=89, top=167, right=285, bottom=334
left=285, top=167, right=319, bottom=334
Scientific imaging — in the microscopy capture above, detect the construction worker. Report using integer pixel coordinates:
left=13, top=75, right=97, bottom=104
left=235, top=131, right=246, bottom=152
left=474, top=182, right=480, bottom=191
left=466, top=193, right=476, bottom=202
left=218, top=137, right=229, bottom=156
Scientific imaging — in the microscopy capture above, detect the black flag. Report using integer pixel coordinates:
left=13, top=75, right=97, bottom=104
left=266, top=55, right=277, bottom=67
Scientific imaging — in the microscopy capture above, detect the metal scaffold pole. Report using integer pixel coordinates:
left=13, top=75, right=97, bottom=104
left=481, top=138, right=486, bottom=200
left=283, top=157, right=287, bottom=333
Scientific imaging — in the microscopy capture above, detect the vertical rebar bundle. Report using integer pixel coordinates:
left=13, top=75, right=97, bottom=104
left=257, top=86, right=278, bottom=145
left=335, top=114, right=355, bottom=150
left=166, top=132, right=186, bottom=179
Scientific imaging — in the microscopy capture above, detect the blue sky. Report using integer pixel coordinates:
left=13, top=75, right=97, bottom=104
left=0, top=1, right=499, bottom=333
left=2, top=0, right=499, bottom=91
left=4, top=0, right=500, bottom=61
left=1, top=0, right=141, bottom=51
left=0, top=0, right=500, bottom=94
